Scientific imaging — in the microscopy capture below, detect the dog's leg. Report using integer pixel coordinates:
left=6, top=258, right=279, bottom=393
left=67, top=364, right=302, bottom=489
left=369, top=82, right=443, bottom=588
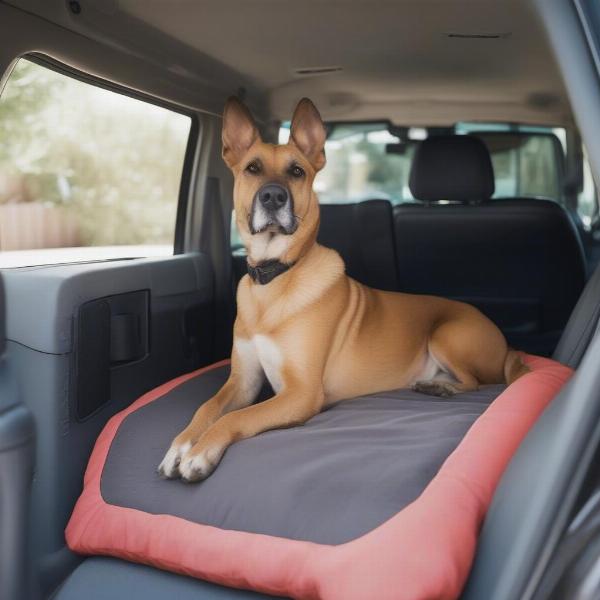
left=412, top=340, right=480, bottom=398
left=158, top=342, right=263, bottom=478
left=412, top=308, right=509, bottom=398
left=158, top=378, right=242, bottom=478
left=178, top=384, right=324, bottom=482
left=412, top=356, right=479, bottom=397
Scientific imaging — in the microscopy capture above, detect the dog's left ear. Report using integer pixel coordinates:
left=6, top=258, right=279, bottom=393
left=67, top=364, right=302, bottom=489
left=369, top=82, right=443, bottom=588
left=289, top=98, right=326, bottom=171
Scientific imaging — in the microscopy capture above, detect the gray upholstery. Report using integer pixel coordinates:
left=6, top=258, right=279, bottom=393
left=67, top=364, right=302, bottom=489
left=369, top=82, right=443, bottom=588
left=2, top=253, right=212, bottom=354
left=0, top=272, right=35, bottom=600
left=53, top=557, right=281, bottom=600
left=101, top=365, right=501, bottom=545
left=0, top=404, right=35, bottom=600
left=553, top=261, right=600, bottom=368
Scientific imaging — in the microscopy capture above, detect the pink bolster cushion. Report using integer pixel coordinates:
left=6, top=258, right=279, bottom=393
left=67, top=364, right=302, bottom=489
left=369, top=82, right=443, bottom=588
left=66, top=354, right=571, bottom=599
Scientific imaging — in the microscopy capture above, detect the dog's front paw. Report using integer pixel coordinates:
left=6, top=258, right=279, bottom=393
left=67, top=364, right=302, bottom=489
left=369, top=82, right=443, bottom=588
left=157, top=441, right=191, bottom=479
left=179, top=442, right=225, bottom=483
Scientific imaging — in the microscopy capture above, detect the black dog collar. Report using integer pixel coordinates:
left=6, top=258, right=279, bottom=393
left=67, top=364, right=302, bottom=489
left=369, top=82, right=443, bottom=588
left=247, top=259, right=294, bottom=285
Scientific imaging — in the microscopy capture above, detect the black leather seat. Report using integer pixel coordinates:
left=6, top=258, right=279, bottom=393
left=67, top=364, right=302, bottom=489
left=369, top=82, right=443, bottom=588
left=394, top=135, right=586, bottom=356
left=317, top=199, right=400, bottom=291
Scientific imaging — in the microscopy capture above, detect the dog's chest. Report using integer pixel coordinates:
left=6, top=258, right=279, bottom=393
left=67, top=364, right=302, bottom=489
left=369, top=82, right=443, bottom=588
left=236, top=335, right=284, bottom=393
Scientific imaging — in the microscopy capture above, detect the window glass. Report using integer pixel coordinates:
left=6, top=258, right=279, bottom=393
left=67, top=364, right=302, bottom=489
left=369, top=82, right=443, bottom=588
left=280, top=123, right=415, bottom=204
left=471, top=133, right=562, bottom=200
left=0, top=58, right=191, bottom=268
left=578, top=147, right=599, bottom=229
left=278, top=122, right=566, bottom=205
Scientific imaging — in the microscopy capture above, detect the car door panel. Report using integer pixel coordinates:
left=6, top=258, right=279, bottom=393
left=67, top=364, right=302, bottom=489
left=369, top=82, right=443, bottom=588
left=1, top=252, right=215, bottom=599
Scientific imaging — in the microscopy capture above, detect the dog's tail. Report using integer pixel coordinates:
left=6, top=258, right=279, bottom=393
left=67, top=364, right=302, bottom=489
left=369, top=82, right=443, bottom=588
left=503, top=349, right=530, bottom=385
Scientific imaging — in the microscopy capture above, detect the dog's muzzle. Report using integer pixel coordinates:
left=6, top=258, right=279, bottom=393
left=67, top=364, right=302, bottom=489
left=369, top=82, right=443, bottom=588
left=249, top=183, right=297, bottom=235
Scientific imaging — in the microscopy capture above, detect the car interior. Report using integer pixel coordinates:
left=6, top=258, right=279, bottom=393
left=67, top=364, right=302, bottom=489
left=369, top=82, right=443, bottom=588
left=3, top=0, right=600, bottom=599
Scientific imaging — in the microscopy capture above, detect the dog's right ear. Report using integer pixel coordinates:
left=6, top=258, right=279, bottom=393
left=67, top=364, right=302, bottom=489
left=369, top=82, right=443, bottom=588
left=222, top=97, right=260, bottom=169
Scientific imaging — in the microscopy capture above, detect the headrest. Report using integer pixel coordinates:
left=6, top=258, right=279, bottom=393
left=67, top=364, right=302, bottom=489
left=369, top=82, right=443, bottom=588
left=409, top=135, right=495, bottom=202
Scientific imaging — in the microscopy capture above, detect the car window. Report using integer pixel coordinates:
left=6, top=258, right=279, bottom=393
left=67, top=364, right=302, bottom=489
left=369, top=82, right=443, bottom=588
left=577, top=147, right=599, bottom=229
left=0, top=58, right=191, bottom=268
left=278, top=122, right=566, bottom=205
left=470, top=132, right=562, bottom=200
left=279, top=122, right=417, bottom=204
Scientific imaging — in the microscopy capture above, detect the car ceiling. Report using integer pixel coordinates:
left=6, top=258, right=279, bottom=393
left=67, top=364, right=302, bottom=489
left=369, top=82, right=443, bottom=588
left=3, top=0, right=571, bottom=126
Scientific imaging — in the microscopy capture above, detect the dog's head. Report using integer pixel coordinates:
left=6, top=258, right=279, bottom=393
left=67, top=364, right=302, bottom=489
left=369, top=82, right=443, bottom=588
left=222, top=97, right=326, bottom=265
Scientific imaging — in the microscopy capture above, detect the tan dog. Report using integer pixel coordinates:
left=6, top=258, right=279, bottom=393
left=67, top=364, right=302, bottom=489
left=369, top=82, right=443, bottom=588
left=159, top=97, right=528, bottom=482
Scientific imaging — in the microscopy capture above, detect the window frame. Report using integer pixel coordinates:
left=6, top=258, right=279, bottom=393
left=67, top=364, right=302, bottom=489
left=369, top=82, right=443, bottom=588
left=0, top=52, right=199, bottom=261
left=575, top=0, right=600, bottom=76
left=574, top=0, right=600, bottom=230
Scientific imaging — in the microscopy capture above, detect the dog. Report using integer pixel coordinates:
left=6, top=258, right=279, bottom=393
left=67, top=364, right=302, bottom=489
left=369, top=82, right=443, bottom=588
left=158, top=97, right=529, bottom=482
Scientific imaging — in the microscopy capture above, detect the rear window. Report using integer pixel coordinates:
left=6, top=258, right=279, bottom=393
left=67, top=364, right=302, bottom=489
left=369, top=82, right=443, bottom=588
left=0, top=58, right=191, bottom=268
left=279, top=122, right=566, bottom=205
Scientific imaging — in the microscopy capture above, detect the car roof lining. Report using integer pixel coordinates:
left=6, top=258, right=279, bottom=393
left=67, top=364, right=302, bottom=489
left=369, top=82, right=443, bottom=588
left=2, top=0, right=573, bottom=127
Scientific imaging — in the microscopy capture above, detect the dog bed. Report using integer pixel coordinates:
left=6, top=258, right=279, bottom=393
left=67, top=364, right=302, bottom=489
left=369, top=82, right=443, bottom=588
left=66, top=354, right=571, bottom=599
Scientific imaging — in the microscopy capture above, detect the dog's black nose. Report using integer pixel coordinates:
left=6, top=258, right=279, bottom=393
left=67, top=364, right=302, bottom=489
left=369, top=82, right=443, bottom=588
left=258, top=183, right=289, bottom=211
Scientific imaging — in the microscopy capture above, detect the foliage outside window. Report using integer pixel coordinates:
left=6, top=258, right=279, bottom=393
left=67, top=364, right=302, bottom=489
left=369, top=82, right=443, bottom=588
left=0, top=58, right=191, bottom=267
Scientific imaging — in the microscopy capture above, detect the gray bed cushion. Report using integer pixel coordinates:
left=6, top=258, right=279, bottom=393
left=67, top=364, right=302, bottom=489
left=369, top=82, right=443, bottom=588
left=101, top=365, right=503, bottom=545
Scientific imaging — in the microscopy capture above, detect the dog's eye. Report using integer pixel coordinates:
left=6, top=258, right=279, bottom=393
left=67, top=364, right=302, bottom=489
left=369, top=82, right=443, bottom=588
left=290, top=165, right=305, bottom=178
left=245, top=162, right=261, bottom=175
